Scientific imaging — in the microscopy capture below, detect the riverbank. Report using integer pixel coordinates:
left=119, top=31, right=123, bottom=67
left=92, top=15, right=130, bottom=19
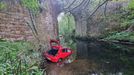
left=75, top=35, right=134, bottom=46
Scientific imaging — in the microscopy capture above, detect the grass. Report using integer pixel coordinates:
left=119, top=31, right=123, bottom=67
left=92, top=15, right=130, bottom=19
left=0, top=41, right=44, bottom=75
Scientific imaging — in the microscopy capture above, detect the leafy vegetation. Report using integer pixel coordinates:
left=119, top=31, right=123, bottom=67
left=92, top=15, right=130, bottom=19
left=0, top=0, right=134, bottom=74
left=128, top=0, right=134, bottom=10
left=58, top=13, right=76, bottom=59
left=0, top=41, right=44, bottom=75
left=104, top=32, right=134, bottom=41
left=21, top=0, right=40, bottom=13
left=0, top=2, right=7, bottom=10
left=103, top=0, right=134, bottom=42
left=58, top=13, right=76, bottom=45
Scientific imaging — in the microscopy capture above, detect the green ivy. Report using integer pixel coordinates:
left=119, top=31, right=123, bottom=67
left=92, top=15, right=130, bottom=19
left=0, top=2, right=7, bottom=10
left=21, top=0, right=40, bottom=12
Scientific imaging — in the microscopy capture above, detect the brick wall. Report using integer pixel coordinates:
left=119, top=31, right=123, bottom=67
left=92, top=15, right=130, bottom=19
left=0, top=5, right=33, bottom=41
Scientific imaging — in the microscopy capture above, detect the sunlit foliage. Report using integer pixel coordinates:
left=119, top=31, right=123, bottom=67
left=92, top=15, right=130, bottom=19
left=58, top=13, right=75, bottom=43
left=21, top=0, right=40, bottom=12
left=128, top=0, right=134, bottom=10
left=0, top=2, right=7, bottom=10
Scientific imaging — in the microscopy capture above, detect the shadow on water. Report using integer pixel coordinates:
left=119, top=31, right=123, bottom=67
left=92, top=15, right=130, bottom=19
left=46, top=39, right=134, bottom=75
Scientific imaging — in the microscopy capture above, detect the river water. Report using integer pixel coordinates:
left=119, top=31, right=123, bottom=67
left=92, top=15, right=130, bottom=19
left=46, top=39, right=134, bottom=75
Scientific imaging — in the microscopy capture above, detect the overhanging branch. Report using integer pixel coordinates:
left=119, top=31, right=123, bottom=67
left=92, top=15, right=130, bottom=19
left=64, top=0, right=77, bottom=11
left=104, top=1, right=108, bottom=17
left=87, top=0, right=109, bottom=20
left=69, top=0, right=87, bottom=12
left=83, top=0, right=91, bottom=10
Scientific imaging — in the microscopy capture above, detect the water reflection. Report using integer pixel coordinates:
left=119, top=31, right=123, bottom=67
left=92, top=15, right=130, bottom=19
left=46, top=40, right=134, bottom=75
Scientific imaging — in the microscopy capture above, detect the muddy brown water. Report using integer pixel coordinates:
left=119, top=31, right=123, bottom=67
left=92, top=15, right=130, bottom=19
left=45, top=40, right=134, bottom=75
